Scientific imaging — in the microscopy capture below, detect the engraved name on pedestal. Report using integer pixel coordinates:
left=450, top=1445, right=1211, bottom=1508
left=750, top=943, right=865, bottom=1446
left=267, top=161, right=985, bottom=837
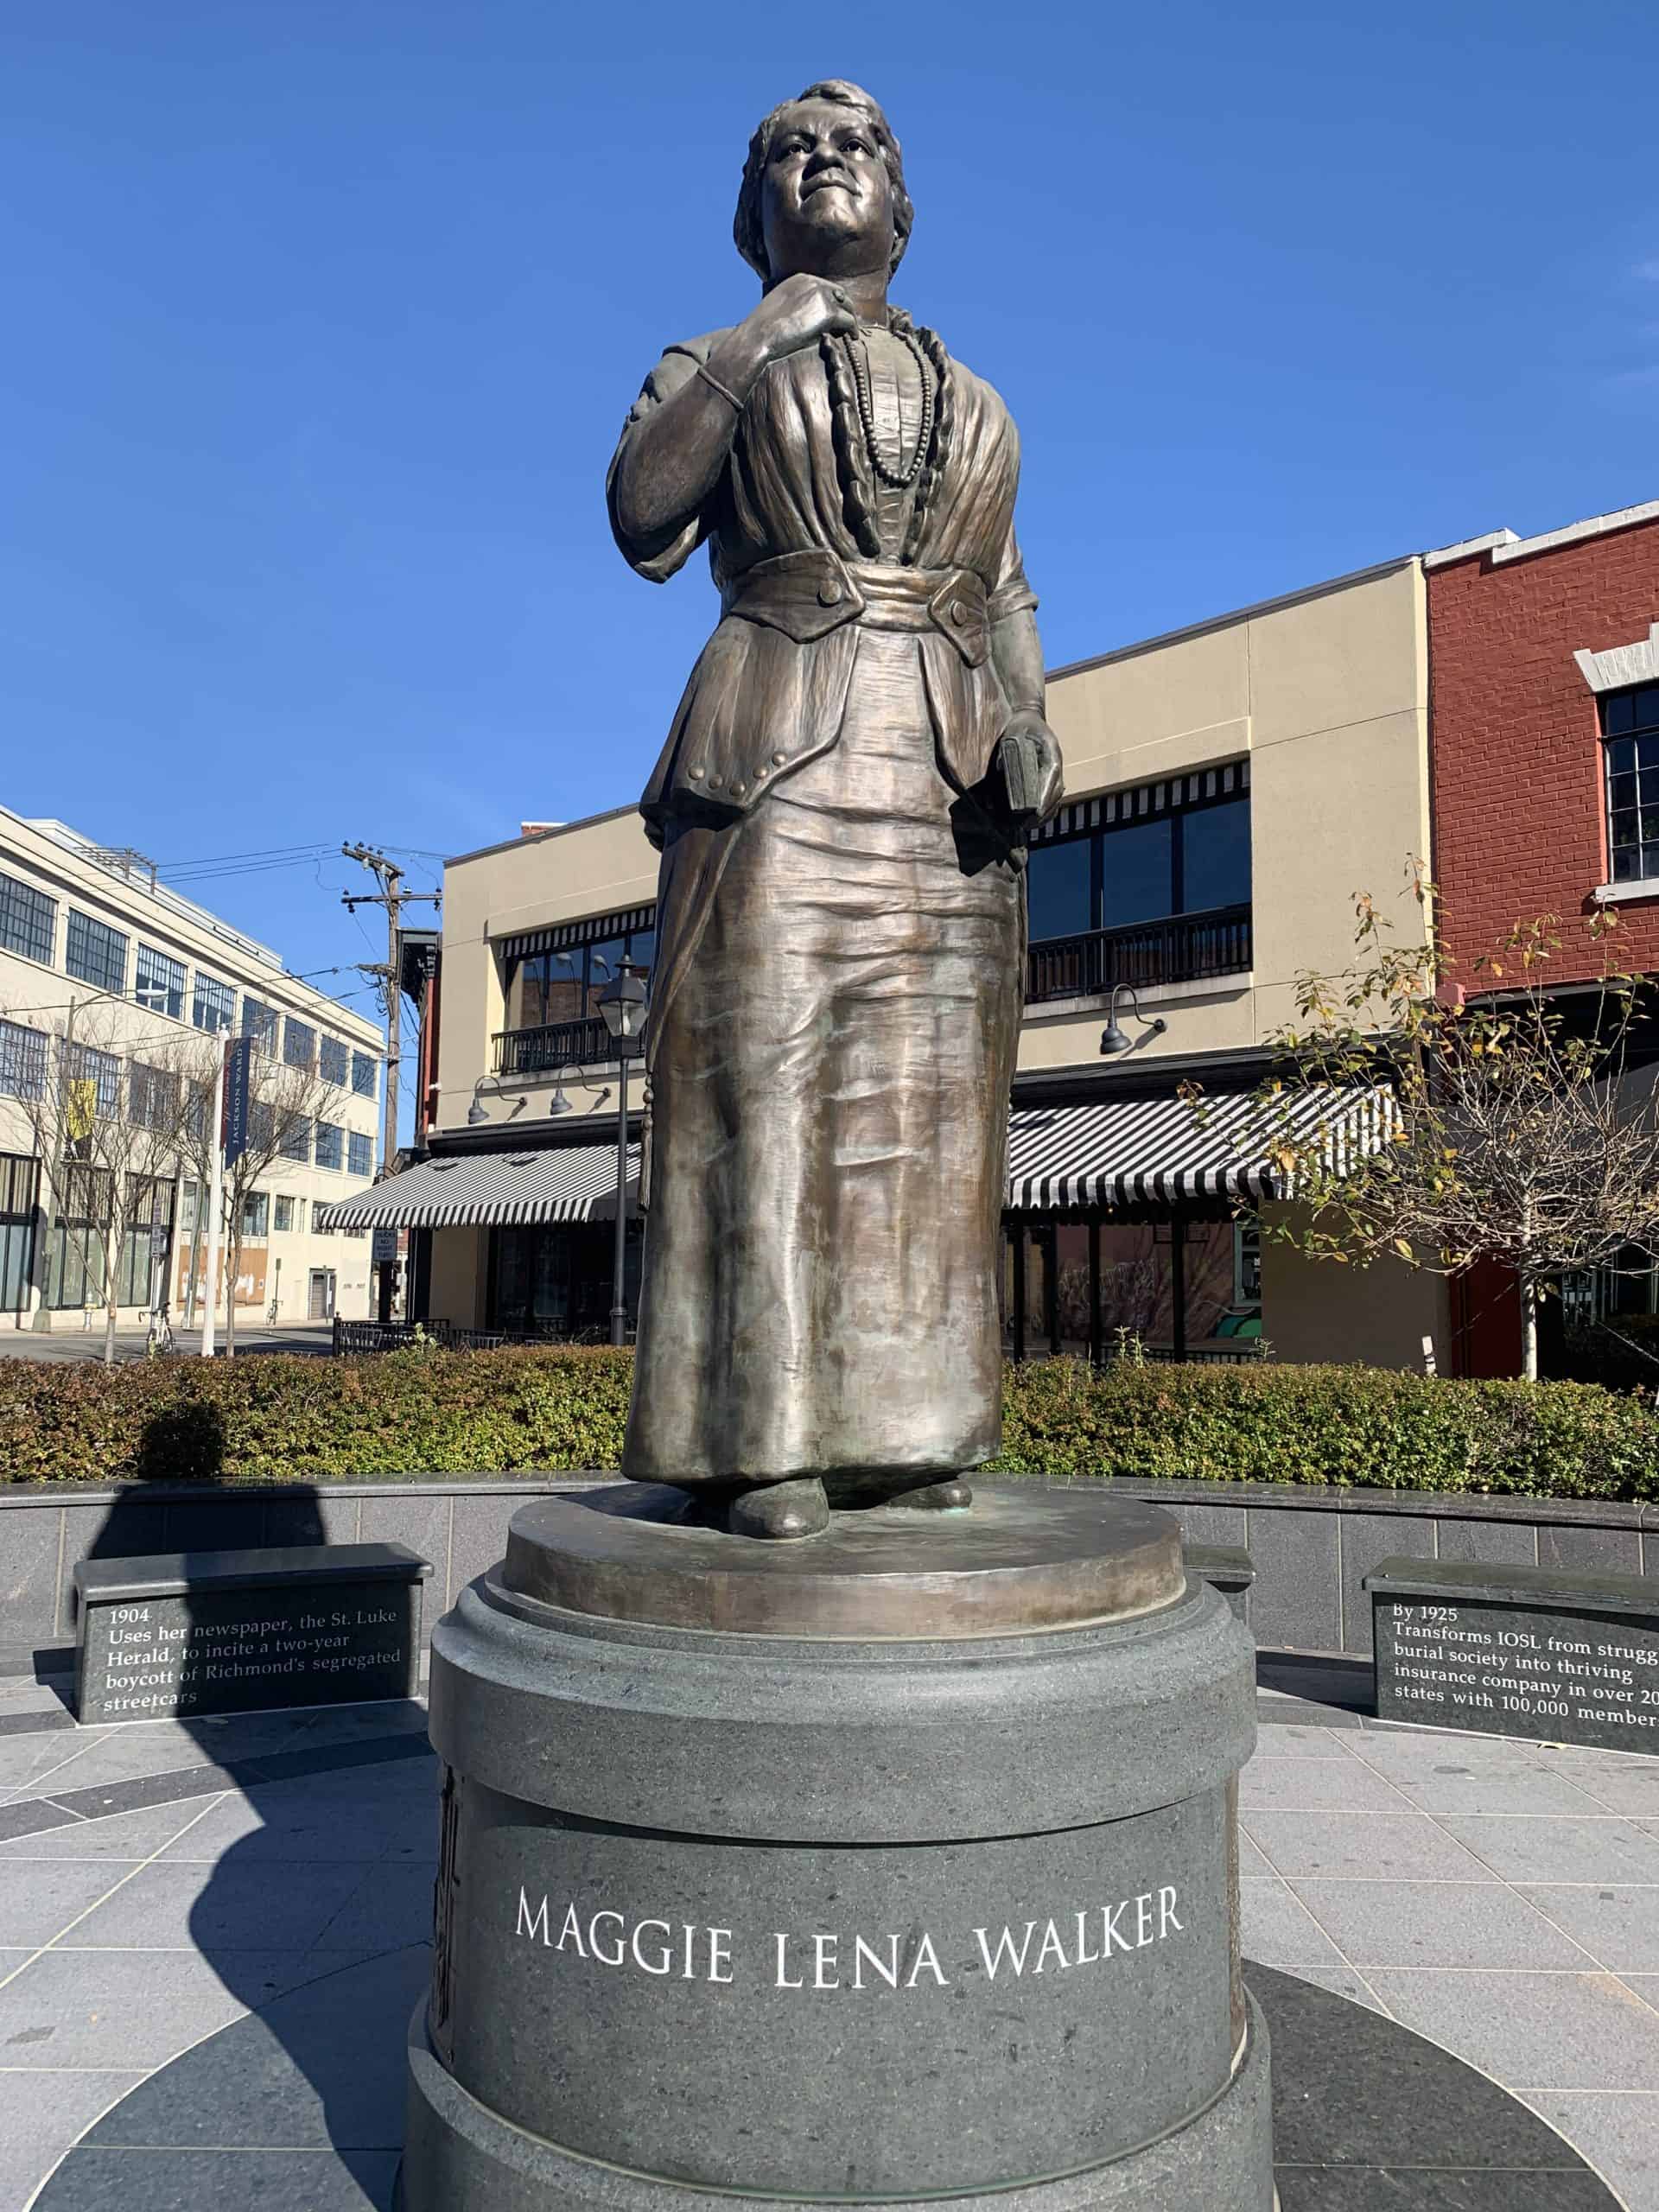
left=79, top=1578, right=419, bottom=1724
left=1373, top=1596, right=1659, bottom=1750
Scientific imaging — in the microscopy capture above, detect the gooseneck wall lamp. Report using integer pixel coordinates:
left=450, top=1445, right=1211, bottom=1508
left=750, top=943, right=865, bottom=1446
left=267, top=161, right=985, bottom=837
left=1099, top=985, right=1168, bottom=1058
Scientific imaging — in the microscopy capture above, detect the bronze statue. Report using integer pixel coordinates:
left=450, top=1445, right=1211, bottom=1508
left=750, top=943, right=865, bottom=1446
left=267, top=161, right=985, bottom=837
left=608, top=80, right=1061, bottom=1537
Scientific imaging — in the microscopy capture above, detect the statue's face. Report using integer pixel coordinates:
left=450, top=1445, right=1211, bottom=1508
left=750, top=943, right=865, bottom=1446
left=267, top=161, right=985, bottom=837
left=760, top=99, right=895, bottom=282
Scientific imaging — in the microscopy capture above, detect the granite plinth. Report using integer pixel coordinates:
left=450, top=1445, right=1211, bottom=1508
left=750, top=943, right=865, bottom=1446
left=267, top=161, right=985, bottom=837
left=1367, top=1555, right=1659, bottom=1753
left=73, top=1542, right=429, bottom=1726
left=404, top=1482, right=1270, bottom=2212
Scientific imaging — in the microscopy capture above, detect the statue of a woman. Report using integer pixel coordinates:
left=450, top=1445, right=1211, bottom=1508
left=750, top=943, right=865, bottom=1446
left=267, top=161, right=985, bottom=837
left=608, top=80, right=1062, bottom=1537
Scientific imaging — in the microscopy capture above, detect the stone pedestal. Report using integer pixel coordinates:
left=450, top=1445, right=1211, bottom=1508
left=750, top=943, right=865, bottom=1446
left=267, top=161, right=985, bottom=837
left=403, top=1483, right=1274, bottom=2211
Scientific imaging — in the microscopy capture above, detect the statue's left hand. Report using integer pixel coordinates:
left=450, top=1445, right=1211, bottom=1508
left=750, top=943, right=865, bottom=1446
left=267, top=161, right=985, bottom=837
left=995, top=713, right=1065, bottom=831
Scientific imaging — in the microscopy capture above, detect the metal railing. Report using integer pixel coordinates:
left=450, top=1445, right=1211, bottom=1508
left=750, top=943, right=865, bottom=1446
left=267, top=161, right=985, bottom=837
left=1026, top=905, right=1251, bottom=1005
left=332, top=1315, right=623, bottom=1356
left=493, top=1017, right=614, bottom=1076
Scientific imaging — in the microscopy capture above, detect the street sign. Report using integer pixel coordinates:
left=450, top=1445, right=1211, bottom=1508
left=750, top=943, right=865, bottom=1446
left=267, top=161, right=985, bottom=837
left=222, top=1039, right=254, bottom=1165
left=149, top=1219, right=168, bottom=1258
left=372, top=1226, right=398, bottom=1266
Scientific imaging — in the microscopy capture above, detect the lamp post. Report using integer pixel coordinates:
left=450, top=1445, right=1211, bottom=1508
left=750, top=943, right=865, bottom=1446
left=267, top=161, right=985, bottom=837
left=595, top=960, right=649, bottom=1347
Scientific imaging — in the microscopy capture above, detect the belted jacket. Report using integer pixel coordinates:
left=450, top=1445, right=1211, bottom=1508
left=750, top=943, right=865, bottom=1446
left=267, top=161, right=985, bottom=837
left=607, top=327, right=1039, bottom=845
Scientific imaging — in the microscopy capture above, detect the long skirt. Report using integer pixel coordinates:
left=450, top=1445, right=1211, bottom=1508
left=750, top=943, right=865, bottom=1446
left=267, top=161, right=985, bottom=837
left=623, top=630, right=1024, bottom=1495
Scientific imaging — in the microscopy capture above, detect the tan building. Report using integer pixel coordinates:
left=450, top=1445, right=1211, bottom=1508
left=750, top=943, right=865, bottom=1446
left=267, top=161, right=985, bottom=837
left=343, top=553, right=1447, bottom=1369
left=0, top=807, right=384, bottom=1330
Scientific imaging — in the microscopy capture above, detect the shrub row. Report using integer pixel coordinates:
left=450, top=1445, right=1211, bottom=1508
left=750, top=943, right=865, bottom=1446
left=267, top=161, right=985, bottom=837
left=2, top=1346, right=1656, bottom=1500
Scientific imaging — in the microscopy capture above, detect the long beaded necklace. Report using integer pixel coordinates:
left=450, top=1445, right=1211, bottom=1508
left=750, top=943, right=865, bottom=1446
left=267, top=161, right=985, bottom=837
left=844, top=320, right=935, bottom=490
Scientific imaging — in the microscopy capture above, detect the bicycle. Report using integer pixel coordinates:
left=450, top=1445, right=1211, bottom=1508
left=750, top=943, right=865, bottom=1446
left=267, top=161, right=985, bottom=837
left=149, top=1308, right=176, bottom=1357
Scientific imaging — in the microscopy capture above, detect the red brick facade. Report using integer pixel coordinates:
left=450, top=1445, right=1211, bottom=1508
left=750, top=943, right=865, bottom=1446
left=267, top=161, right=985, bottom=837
left=1427, top=515, right=1659, bottom=980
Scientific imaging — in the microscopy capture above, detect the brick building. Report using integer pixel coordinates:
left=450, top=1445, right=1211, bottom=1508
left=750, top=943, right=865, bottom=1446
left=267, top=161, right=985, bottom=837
left=1426, top=499, right=1659, bottom=1370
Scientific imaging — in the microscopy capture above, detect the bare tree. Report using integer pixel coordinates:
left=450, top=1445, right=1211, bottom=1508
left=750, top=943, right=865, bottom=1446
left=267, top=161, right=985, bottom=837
left=0, top=1006, right=194, bottom=1364
left=170, top=1035, right=336, bottom=1355
left=1258, top=874, right=1659, bottom=1379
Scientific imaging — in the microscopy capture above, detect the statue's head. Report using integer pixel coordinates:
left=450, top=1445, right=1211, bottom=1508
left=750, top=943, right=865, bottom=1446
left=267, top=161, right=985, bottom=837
left=734, top=80, right=912, bottom=288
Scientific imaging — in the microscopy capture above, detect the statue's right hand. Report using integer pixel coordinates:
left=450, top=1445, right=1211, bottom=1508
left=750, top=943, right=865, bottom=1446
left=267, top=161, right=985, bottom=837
left=739, top=274, right=859, bottom=368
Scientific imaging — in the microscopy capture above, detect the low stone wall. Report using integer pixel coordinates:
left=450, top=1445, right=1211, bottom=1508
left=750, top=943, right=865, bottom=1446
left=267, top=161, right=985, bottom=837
left=3, top=1475, right=1656, bottom=1663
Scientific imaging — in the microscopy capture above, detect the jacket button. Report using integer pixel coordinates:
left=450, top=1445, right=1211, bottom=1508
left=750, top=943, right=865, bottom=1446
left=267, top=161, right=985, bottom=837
left=688, top=762, right=705, bottom=779
left=772, top=751, right=788, bottom=766
left=950, top=599, right=969, bottom=626
left=817, top=579, right=842, bottom=607
left=707, top=777, right=721, bottom=790
left=731, top=781, right=746, bottom=796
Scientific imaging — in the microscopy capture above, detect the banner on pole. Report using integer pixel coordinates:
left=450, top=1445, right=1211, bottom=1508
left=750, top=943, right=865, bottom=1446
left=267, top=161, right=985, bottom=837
left=223, top=1039, right=254, bottom=1166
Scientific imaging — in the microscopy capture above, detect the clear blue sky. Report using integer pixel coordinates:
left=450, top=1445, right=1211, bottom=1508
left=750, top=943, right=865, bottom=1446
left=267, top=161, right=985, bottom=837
left=3, top=0, right=1656, bottom=1071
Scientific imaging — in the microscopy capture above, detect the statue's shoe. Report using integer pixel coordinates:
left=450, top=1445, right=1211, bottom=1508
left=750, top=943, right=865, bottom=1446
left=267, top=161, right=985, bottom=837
left=892, top=1477, right=974, bottom=1511
left=727, top=1477, right=830, bottom=1540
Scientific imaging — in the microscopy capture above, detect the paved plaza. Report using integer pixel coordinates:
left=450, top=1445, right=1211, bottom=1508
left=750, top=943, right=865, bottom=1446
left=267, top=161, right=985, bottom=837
left=0, top=1662, right=1655, bottom=2209
left=0, top=1323, right=334, bottom=1366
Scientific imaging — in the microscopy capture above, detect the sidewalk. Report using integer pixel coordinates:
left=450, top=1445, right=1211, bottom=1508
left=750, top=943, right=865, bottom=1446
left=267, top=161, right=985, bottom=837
left=0, top=1322, right=336, bottom=1365
left=0, top=1665, right=1654, bottom=2209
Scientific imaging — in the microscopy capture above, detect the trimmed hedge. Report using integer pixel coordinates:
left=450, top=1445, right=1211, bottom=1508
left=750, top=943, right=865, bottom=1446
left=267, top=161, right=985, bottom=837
left=2, top=1347, right=1656, bottom=1501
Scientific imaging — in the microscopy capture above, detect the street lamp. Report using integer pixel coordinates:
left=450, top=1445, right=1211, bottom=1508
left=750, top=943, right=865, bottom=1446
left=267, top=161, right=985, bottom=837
left=1099, top=985, right=1167, bottom=1058
left=595, top=961, right=649, bottom=1347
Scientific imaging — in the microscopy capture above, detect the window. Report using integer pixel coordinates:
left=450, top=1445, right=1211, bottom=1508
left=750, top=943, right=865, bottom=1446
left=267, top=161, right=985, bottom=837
left=351, top=1051, right=377, bottom=1098
left=64, top=1041, right=120, bottom=1119
left=1021, top=767, right=1252, bottom=1001
left=347, top=1130, right=373, bottom=1179
left=1603, top=683, right=1659, bottom=884
left=134, top=946, right=185, bottom=1020
left=65, top=910, right=127, bottom=995
left=0, top=1154, right=40, bottom=1314
left=185, top=1081, right=209, bottom=1142
left=279, top=1115, right=311, bottom=1164
left=0, top=871, right=55, bottom=966
left=181, top=1180, right=200, bottom=1232
left=193, top=973, right=236, bottom=1033
left=274, top=1194, right=296, bottom=1233
left=242, top=997, right=279, bottom=1055
left=240, top=1191, right=270, bottom=1240
left=117, top=1175, right=173, bottom=1306
left=0, top=1020, right=47, bottom=1103
left=314, top=1121, right=343, bottom=1171
left=318, top=1035, right=348, bottom=1087
left=283, top=1017, right=315, bottom=1071
left=506, top=925, right=656, bottom=1033
left=129, top=1061, right=180, bottom=1132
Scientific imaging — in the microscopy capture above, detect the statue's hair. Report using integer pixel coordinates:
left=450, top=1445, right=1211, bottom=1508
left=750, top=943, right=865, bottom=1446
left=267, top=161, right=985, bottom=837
left=734, top=80, right=912, bottom=283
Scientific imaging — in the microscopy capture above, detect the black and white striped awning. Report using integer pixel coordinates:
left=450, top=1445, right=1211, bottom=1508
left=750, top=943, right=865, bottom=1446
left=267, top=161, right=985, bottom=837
left=315, top=1142, right=640, bottom=1230
left=1006, top=1088, right=1394, bottom=1211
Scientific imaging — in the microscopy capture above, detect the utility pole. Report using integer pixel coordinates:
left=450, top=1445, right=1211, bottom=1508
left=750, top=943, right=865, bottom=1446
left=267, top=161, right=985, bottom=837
left=341, top=844, right=440, bottom=1312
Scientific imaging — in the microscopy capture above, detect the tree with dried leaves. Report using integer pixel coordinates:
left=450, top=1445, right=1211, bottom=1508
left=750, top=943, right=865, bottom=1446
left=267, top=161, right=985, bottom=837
left=0, top=1007, right=194, bottom=1365
left=170, top=1036, right=338, bottom=1356
left=1258, top=875, right=1659, bottom=1380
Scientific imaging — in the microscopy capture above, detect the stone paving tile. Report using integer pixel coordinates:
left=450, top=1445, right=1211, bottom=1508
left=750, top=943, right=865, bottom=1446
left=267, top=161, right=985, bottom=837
left=1389, top=1770, right=1617, bottom=1817
left=1516, top=1888, right=1659, bottom=1974
left=1236, top=1756, right=1412, bottom=1812
left=0, top=1860, right=146, bottom=1948
left=1440, top=1813, right=1659, bottom=1886
left=0, top=1948, right=318, bottom=2069
left=1269, top=1961, right=1386, bottom=2012
left=150, top=1783, right=431, bottom=1865
left=69, top=1858, right=368, bottom=1952
left=1341, top=1729, right=1558, bottom=1777
left=1241, top=1723, right=1353, bottom=1758
left=1243, top=1808, right=1497, bottom=1882
left=0, top=1801, right=223, bottom=1863
left=1236, top=1878, right=1346, bottom=1968
left=38, top=2145, right=403, bottom=2209
left=0, top=2067, right=145, bottom=2212
left=1519, top=2090, right=1659, bottom=2212
left=311, top=1862, right=438, bottom=1952
left=0, top=1730, right=110, bottom=1803
left=1562, top=1764, right=1659, bottom=1815
left=1365, top=1966, right=1659, bottom=2091
left=1290, top=1878, right=1596, bottom=1970
left=1235, top=1826, right=1275, bottom=1878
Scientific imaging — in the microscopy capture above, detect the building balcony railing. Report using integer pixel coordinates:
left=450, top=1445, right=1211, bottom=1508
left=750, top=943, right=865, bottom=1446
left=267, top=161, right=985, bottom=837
left=493, top=1013, right=637, bottom=1075
left=493, top=1016, right=619, bottom=1076
left=1025, top=905, right=1252, bottom=1006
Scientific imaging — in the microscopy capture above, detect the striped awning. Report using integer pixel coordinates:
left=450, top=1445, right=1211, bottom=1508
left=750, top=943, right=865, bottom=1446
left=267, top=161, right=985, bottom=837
left=1006, top=1088, right=1395, bottom=1211
left=315, top=1142, right=639, bottom=1230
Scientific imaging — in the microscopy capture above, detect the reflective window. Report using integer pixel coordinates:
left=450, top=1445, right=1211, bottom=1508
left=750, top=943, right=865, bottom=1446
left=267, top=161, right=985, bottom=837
left=193, top=975, right=237, bottom=1033
left=135, top=946, right=185, bottom=1020
left=66, top=911, right=126, bottom=995
left=0, top=874, right=55, bottom=966
left=1603, top=685, right=1659, bottom=882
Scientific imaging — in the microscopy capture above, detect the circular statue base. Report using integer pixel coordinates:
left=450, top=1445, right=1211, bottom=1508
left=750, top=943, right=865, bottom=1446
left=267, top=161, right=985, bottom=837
left=404, top=1482, right=1274, bottom=2211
